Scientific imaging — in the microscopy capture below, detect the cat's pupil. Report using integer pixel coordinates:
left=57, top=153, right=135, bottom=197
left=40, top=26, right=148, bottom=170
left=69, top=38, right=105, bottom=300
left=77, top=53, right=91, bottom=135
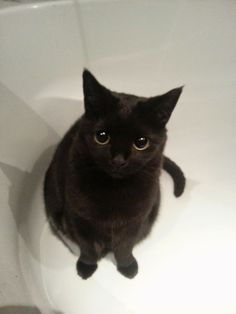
left=95, top=130, right=109, bottom=144
left=135, top=137, right=148, bottom=148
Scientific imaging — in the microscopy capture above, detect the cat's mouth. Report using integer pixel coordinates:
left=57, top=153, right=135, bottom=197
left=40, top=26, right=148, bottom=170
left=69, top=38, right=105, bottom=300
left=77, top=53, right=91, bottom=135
left=98, top=160, right=140, bottom=179
left=109, top=165, right=139, bottom=179
left=106, top=165, right=130, bottom=179
left=110, top=170, right=126, bottom=179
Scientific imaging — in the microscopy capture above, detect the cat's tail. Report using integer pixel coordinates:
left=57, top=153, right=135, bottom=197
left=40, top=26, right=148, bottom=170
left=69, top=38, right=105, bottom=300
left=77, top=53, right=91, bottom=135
left=163, top=156, right=186, bottom=197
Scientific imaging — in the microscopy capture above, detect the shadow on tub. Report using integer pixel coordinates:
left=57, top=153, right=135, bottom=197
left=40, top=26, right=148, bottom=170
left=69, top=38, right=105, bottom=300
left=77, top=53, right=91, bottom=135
left=0, top=305, right=63, bottom=314
left=0, top=82, right=82, bottom=266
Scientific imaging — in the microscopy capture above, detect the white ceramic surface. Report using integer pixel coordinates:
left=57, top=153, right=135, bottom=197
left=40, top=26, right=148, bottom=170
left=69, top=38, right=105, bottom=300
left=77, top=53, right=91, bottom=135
left=0, top=1, right=236, bottom=313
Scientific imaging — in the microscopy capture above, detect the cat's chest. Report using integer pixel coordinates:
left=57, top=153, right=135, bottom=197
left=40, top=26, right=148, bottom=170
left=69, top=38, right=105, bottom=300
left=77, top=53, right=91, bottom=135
left=70, top=174, right=159, bottom=221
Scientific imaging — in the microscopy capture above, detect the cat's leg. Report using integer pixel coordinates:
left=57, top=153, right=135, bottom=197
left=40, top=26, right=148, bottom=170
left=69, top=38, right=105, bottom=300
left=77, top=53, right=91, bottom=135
left=76, top=240, right=100, bottom=280
left=114, top=244, right=138, bottom=279
left=76, top=257, right=97, bottom=280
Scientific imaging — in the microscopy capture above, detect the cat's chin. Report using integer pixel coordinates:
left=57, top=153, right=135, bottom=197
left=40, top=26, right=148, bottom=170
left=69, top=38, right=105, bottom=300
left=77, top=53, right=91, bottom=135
left=109, top=170, right=127, bottom=179
left=102, top=165, right=143, bottom=179
left=108, top=168, right=139, bottom=179
left=104, top=168, right=132, bottom=179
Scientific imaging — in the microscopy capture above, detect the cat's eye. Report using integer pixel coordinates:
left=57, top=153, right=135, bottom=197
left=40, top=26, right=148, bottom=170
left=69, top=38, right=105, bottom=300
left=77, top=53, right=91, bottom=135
left=133, top=137, right=150, bottom=151
left=94, top=130, right=110, bottom=145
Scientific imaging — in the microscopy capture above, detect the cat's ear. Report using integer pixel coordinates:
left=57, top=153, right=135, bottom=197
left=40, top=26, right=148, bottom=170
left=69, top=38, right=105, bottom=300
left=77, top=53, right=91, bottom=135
left=147, top=86, right=183, bottom=127
left=83, top=69, right=111, bottom=117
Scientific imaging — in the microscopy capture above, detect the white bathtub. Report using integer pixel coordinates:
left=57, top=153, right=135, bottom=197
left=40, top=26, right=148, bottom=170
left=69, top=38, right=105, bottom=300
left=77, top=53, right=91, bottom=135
left=0, top=1, right=236, bottom=313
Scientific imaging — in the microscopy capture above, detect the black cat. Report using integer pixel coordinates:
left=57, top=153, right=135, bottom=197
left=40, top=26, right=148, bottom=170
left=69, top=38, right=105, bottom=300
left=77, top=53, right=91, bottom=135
left=44, top=70, right=185, bottom=279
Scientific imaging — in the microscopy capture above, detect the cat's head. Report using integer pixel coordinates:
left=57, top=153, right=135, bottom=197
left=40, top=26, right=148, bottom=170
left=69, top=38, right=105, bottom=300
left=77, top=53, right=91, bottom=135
left=81, top=69, right=183, bottom=178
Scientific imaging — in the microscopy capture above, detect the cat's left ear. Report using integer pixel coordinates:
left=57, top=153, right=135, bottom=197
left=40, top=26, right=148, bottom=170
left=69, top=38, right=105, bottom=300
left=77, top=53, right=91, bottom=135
left=83, top=69, right=105, bottom=115
left=147, top=86, right=184, bottom=127
left=83, top=69, right=115, bottom=117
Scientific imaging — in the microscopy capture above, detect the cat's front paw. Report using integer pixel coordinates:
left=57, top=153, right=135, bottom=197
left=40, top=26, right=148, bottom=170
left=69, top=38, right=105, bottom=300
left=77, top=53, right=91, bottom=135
left=76, top=260, right=98, bottom=279
left=118, top=259, right=138, bottom=279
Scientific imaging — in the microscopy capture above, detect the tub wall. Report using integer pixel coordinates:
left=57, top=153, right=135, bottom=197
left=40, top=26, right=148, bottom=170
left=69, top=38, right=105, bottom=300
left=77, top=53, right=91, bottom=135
left=0, top=0, right=236, bottom=312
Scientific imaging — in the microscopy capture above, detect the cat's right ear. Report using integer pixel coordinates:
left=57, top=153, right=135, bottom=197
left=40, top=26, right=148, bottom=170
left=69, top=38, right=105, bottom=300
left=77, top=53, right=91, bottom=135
left=83, top=69, right=108, bottom=117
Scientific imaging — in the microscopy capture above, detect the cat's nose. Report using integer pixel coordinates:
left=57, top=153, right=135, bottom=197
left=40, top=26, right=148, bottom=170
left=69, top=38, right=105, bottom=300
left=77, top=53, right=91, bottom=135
left=111, top=154, right=127, bottom=168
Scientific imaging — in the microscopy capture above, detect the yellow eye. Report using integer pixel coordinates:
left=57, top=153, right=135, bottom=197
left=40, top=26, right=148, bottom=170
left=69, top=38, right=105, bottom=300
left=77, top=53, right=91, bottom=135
left=133, top=137, right=150, bottom=151
left=94, top=130, right=110, bottom=145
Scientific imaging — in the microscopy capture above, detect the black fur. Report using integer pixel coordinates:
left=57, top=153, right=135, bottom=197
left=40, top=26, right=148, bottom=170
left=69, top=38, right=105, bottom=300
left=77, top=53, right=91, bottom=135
left=163, top=156, right=185, bottom=197
left=44, top=70, right=185, bottom=279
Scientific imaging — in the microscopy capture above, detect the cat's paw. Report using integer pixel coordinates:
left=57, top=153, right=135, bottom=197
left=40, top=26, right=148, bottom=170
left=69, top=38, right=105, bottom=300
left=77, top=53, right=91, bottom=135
left=76, top=260, right=98, bottom=279
left=118, top=259, right=138, bottom=279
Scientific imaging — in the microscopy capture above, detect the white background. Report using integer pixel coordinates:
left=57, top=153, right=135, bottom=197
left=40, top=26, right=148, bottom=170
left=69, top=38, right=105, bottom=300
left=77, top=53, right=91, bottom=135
left=0, top=1, right=236, bottom=313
